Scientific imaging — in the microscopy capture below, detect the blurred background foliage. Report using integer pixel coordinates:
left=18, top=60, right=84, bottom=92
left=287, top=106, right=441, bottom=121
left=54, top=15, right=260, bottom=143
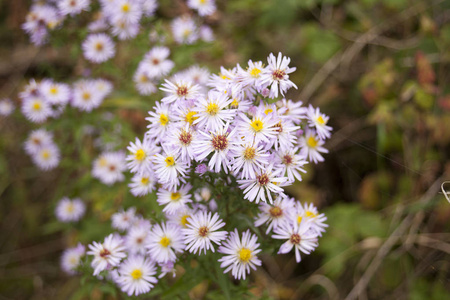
left=1, top=0, right=450, bottom=299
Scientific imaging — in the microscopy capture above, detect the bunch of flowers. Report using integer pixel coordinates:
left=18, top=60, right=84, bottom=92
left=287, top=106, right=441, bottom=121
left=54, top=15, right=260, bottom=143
left=80, top=52, right=331, bottom=296
left=23, top=0, right=215, bottom=47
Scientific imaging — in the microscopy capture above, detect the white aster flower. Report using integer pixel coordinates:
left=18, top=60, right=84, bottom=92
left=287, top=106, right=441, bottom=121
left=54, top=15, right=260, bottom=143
left=160, top=78, right=200, bottom=105
left=82, top=33, right=116, bottom=64
left=232, top=141, right=269, bottom=179
left=126, top=137, right=156, bottom=174
left=182, top=211, right=227, bottom=255
left=32, top=143, right=60, bottom=170
left=117, top=255, right=158, bottom=296
left=298, top=130, right=328, bottom=164
left=58, top=0, right=90, bottom=16
left=133, top=67, right=157, bottom=95
left=260, top=52, right=297, bottom=99
left=88, top=234, right=127, bottom=276
left=187, top=0, right=216, bottom=17
left=167, top=207, right=196, bottom=229
left=140, top=46, right=174, bottom=78
left=55, top=197, right=86, bottom=222
left=24, top=129, right=54, bottom=155
left=193, top=90, right=235, bottom=131
left=39, top=80, right=71, bottom=105
left=237, top=164, right=288, bottom=204
left=111, top=18, right=140, bottom=40
left=146, top=222, right=185, bottom=263
left=193, top=123, right=238, bottom=173
left=125, top=226, right=151, bottom=255
left=171, top=16, right=198, bottom=44
left=61, top=243, right=85, bottom=275
left=272, top=219, right=319, bottom=263
left=92, top=151, right=127, bottom=185
left=276, top=99, right=306, bottom=124
left=153, top=146, right=188, bottom=191
left=295, top=202, right=328, bottom=236
left=129, top=171, right=157, bottom=197
left=275, top=147, right=308, bottom=182
left=111, top=207, right=137, bottom=231
left=145, top=102, right=172, bottom=141
left=0, top=98, right=14, bottom=116
left=254, top=196, right=294, bottom=233
left=157, top=184, right=192, bottom=215
left=218, top=229, right=262, bottom=280
left=238, top=108, right=278, bottom=144
left=166, top=125, right=197, bottom=164
left=21, top=95, right=52, bottom=123
left=306, top=105, right=332, bottom=140
left=72, top=79, right=104, bottom=112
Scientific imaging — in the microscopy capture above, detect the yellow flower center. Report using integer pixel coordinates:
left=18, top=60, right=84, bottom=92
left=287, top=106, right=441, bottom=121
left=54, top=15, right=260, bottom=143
left=183, top=29, right=192, bottom=38
left=170, top=192, right=181, bottom=201
left=131, top=269, right=142, bottom=280
left=230, top=99, right=239, bottom=108
left=99, top=158, right=108, bottom=167
left=66, top=203, right=74, bottom=213
left=82, top=92, right=91, bottom=101
left=243, top=147, right=256, bottom=160
left=185, top=111, right=198, bottom=124
left=251, top=119, right=263, bottom=132
left=239, top=248, right=252, bottom=262
left=135, top=149, right=146, bottom=161
left=160, top=114, right=169, bottom=125
left=160, top=237, right=170, bottom=247
left=264, top=108, right=273, bottom=115
left=206, top=103, right=219, bottom=115
left=41, top=150, right=50, bottom=160
left=249, top=67, right=261, bottom=78
left=306, top=211, right=317, bottom=218
left=140, top=177, right=149, bottom=184
left=32, top=101, right=42, bottom=111
left=122, top=3, right=130, bottom=12
left=306, top=136, right=318, bottom=148
left=297, top=215, right=303, bottom=223
left=317, top=116, right=326, bottom=125
left=180, top=215, right=190, bottom=228
left=220, top=73, right=230, bottom=80
left=50, top=87, right=58, bottom=95
left=165, top=156, right=175, bottom=166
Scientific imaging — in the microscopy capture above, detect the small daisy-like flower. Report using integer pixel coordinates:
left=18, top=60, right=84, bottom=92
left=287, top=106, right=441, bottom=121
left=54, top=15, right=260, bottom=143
left=260, top=52, right=297, bottom=99
left=194, top=90, right=236, bottom=131
left=183, top=211, right=227, bottom=255
left=72, top=79, right=103, bottom=112
left=232, top=142, right=269, bottom=179
left=275, top=148, right=308, bottom=182
left=82, top=33, right=116, bottom=64
left=218, top=229, right=262, bottom=280
left=171, top=16, right=198, bottom=44
left=145, top=102, right=172, bottom=141
left=92, top=151, right=127, bottom=185
left=272, top=118, right=300, bottom=151
left=32, top=143, right=61, bottom=170
left=0, top=98, right=14, bottom=116
left=166, top=125, right=197, bottom=164
left=153, top=146, right=188, bottom=191
left=238, top=108, right=278, bottom=144
left=276, top=99, right=306, bottom=124
left=117, top=255, right=158, bottom=296
left=254, top=196, right=294, bottom=233
left=199, top=25, right=214, bottom=42
left=24, top=129, right=54, bottom=155
left=146, top=222, right=185, bottom=263
left=58, top=0, right=90, bottom=17
left=160, top=78, right=200, bottom=105
left=167, top=207, right=196, bottom=228
left=126, top=137, right=156, bottom=174
left=306, top=105, right=332, bottom=140
left=55, top=197, right=86, bottom=222
left=61, top=243, right=85, bottom=275
left=157, top=184, right=192, bottom=215
left=111, top=0, right=142, bottom=25
left=111, top=18, right=140, bottom=40
left=272, top=219, right=319, bottom=263
left=125, top=226, right=151, bottom=255
left=39, top=80, right=71, bottom=105
left=193, top=123, right=238, bottom=173
left=295, top=202, right=328, bottom=236
left=21, top=96, right=52, bottom=123
left=129, top=171, right=157, bottom=197
left=87, top=233, right=127, bottom=276
left=298, top=130, right=328, bottom=164
left=133, top=67, right=157, bottom=95
left=237, top=164, right=288, bottom=204
left=141, top=46, right=174, bottom=78
left=111, top=207, right=137, bottom=231
left=185, top=65, right=210, bottom=87
left=240, top=60, right=265, bottom=89
left=187, top=0, right=216, bottom=17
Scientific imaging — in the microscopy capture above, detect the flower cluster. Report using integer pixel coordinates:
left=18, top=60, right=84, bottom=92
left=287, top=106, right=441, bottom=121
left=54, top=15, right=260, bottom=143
left=23, top=0, right=214, bottom=48
left=125, top=52, right=331, bottom=204
left=81, top=53, right=329, bottom=296
left=24, top=129, right=60, bottom=170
